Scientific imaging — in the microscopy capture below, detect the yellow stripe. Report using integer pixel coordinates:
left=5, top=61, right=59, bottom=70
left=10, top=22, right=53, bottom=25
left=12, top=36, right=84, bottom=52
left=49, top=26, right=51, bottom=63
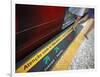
left=16, top=26, right=74, bottom=73
left=52, top=19, right=94, bottom=71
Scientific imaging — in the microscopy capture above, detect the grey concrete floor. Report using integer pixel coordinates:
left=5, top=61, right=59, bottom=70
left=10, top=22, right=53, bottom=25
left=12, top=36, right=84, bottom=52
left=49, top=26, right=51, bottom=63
left=69, top=29, right=94, bottom=70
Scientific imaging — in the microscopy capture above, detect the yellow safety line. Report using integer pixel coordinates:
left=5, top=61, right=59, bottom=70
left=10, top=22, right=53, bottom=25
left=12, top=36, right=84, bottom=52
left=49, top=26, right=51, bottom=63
left=52, top=18, right=94, bottom=71
left=16, top=25, right=74, bottom=73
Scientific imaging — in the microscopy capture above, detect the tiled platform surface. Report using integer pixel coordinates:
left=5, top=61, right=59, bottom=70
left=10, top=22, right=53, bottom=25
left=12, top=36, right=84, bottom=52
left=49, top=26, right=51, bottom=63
left=69, top=29, right=94, bottom=70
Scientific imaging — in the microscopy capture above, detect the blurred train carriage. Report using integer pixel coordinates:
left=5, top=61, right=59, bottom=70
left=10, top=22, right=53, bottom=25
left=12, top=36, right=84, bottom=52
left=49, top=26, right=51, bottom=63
left=16, top=4, right=77, bottom=63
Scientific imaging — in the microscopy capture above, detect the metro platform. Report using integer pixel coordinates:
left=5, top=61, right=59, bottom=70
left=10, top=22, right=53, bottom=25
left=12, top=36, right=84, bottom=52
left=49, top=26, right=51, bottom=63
left=16, top=18, right=94, bottom=73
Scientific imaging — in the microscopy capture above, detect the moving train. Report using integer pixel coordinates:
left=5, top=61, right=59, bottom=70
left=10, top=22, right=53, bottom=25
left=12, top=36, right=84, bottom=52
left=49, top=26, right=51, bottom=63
left=16, top=4, right=77, bottom=63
